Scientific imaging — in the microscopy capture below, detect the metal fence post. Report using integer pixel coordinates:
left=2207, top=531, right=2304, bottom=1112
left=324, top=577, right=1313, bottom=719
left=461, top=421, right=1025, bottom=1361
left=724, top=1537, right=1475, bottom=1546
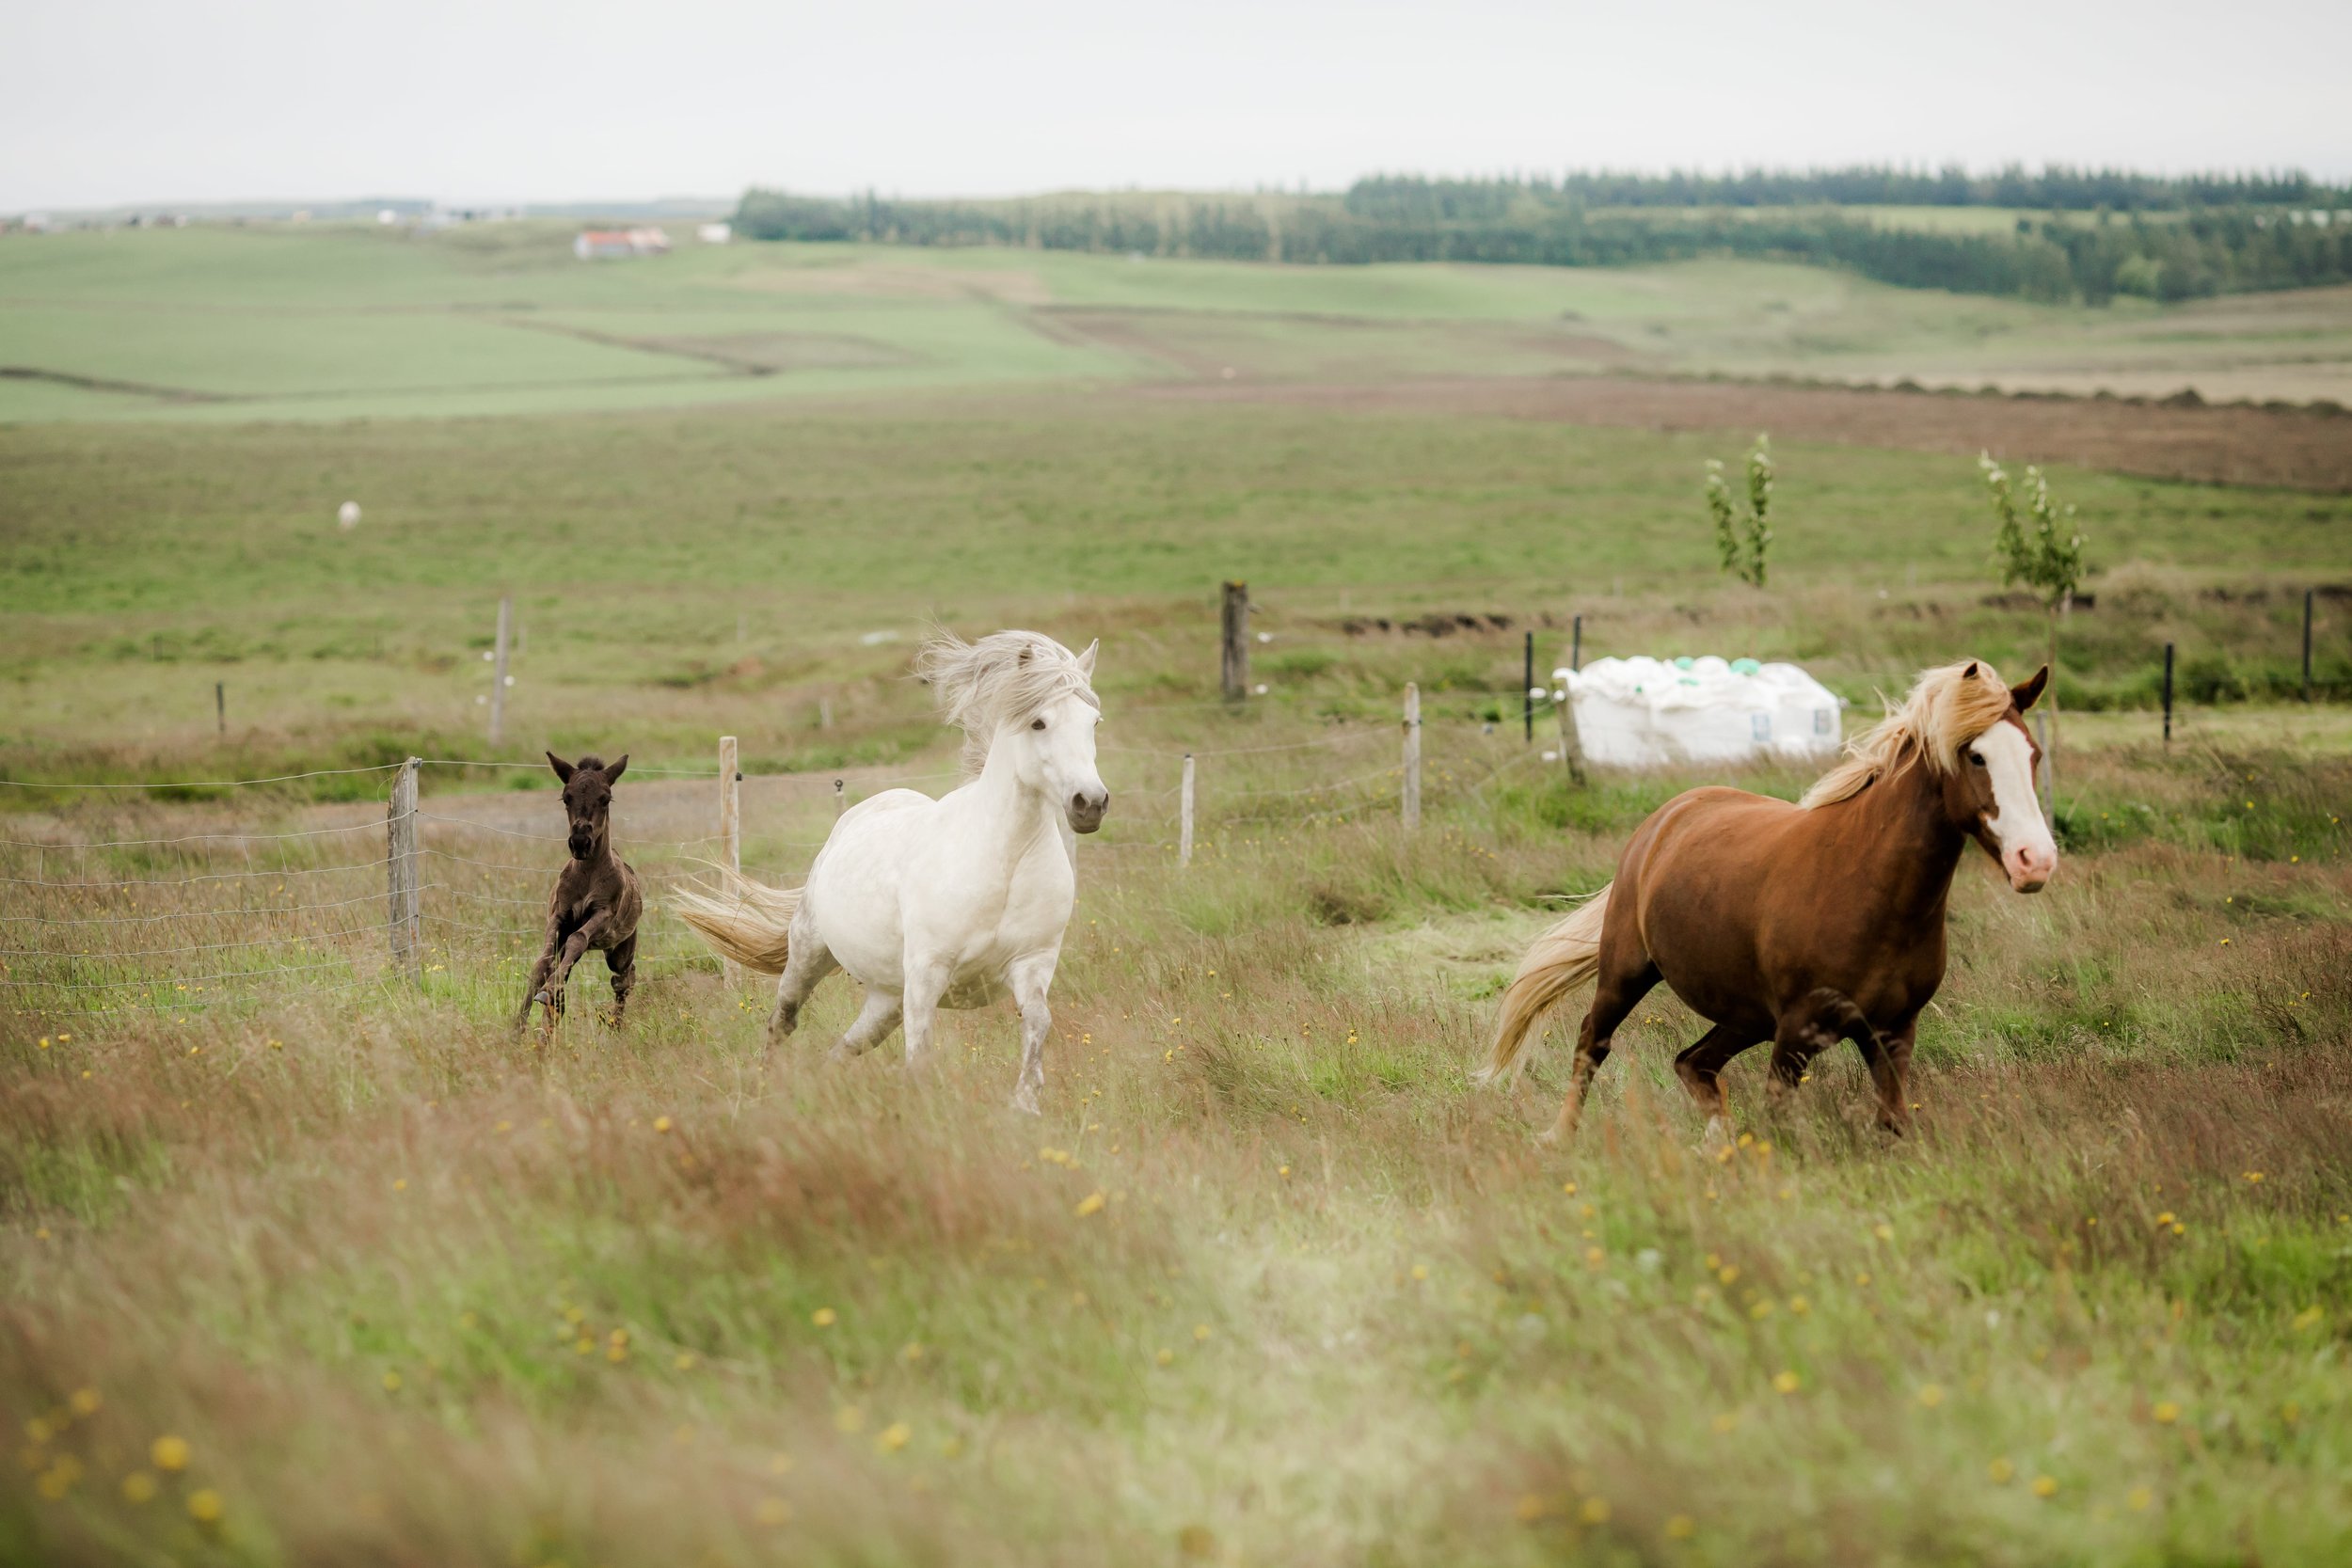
left=1522, top=631, right=1534, bottom=744
left=2162, top=641, right=2175, bottom=746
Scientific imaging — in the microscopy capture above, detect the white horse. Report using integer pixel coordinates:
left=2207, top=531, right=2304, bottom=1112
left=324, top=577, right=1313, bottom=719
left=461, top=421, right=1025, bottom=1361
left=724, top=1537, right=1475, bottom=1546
left=673, top=630, right=1109, bottom=1113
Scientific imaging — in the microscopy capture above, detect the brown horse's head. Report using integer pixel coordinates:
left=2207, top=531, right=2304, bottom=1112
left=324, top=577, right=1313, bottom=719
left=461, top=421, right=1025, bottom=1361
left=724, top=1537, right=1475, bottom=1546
left=548, top=752, right=627, bottom=862
left=1942, top=664, right=2056, bottom=893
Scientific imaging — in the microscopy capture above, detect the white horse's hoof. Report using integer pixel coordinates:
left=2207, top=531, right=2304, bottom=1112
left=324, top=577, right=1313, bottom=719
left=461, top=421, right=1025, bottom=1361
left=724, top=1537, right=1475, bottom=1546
left=1009, top=1087, right=1041, bottom=1117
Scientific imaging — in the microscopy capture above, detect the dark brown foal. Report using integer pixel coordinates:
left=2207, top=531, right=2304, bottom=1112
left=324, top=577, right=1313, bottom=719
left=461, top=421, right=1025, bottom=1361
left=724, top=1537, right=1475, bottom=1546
left=516, top=752, right=643, bottom=1037
left=1487, top=660, right=2056, bottom=1145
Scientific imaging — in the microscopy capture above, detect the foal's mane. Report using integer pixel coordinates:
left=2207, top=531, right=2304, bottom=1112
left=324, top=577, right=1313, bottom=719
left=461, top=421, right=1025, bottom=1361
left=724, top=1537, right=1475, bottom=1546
left=914, top=628, right=1101, bottom=778
left=1801, top=659, right=2016, bottom=809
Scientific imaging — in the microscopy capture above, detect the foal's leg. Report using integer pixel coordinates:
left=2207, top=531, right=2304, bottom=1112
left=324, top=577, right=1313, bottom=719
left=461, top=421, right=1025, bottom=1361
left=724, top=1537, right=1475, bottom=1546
left=1540, top=958, right=1657, bottom=1146
left=603, top=935, right=638, bottom=1028
left=516, top=917, right=565, bottom=1036
left=1006, top=952, right=1059, bottom=1117
left=1673, top=1022, right=1760, bottom=1149
left=767, top=934, right=838, bottom=1046
left=827, top=989, right=904, bottom=1062
left=537, top=911, right=612, bottom=1017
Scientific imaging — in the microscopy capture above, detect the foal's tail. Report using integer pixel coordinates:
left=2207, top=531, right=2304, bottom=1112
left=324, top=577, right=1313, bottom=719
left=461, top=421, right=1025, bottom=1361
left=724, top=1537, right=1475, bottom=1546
left=669, top=867, right=801, bottom=975
left=1478, top=886, right=1613, bottom=1085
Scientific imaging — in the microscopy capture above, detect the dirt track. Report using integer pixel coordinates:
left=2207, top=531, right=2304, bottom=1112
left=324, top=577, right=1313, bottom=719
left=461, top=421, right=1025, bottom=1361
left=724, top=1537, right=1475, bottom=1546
left=1128, top=375, right=2352, bottom=492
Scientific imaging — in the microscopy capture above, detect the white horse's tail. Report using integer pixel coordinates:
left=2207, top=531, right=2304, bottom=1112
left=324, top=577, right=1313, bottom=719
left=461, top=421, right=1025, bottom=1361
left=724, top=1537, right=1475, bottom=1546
left=1478, top=886, right=1613, bottom=1085
left=670, top=867, right=801, bottom=975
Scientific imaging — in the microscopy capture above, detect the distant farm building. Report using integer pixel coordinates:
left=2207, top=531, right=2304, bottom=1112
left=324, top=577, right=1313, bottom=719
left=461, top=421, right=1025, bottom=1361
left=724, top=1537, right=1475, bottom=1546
left=573, top=227, right=672, bottom=261
left=697, top=222, right=732, bottom=245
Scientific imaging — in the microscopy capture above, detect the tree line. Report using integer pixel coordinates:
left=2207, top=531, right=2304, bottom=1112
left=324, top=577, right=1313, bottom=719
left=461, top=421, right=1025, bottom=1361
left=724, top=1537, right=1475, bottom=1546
left=733, top=171, right=2352, bottom=305
left=1364, top=166, right=2344, bottom=214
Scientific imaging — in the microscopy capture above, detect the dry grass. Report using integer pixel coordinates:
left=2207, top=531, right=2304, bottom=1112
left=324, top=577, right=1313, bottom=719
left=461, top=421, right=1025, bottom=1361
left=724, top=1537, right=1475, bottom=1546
left=4, top=707, right=2348, bottom=1567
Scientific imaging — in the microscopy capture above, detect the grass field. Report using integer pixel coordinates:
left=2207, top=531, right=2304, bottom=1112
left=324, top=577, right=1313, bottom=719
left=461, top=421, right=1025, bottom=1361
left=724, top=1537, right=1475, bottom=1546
left=5, top=667, right=2350, bottom=1566
left=6, top=224, right=2352, bottom=420
left=5, top=230, right=2352, bottom=1564
left=3, top=395, right=2347, bottom=789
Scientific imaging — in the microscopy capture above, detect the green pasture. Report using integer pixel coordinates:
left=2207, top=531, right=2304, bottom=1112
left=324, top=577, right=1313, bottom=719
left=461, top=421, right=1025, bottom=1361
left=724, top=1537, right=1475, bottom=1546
left=3, top=215, right=2351, bottom=1567
left=2, top=394, right=2346, bottom=791
left=5, top=224, right=2350, bottom=420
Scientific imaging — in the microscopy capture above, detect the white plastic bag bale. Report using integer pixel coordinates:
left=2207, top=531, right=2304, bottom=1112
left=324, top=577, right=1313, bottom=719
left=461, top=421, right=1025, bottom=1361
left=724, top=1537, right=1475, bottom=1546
left=1557, top=656, right=1842, bottom=769
left=1553, top=656, right=1664, bottom=768
left=1756, top=662, right=1844, bottom=764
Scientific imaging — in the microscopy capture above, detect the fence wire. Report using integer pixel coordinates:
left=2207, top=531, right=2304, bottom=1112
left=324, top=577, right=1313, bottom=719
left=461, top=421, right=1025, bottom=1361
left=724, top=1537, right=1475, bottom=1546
left=3, top=723, right=1547, bottom=1017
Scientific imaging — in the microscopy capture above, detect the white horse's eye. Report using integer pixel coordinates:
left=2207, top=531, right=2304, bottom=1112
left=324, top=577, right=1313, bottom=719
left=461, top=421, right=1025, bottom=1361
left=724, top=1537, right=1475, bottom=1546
left=1030, top=718, right=1046, bottom=731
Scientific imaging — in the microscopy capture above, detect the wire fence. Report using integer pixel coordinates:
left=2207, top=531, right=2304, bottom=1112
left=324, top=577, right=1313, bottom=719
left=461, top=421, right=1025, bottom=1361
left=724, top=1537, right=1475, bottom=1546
left=1, top=709, right=1560, bottom=1020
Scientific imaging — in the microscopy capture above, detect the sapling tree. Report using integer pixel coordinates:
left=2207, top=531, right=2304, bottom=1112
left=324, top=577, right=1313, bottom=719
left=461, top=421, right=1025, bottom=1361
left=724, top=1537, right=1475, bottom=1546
left=1705, top=434, right=1773, bottom=588
left=1979, top=451, right=2087, bottom=812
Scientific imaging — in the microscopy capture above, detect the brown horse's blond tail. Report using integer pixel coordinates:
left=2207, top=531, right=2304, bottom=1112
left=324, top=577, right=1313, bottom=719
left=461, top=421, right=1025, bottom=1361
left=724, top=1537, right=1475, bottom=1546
left=1478, top=887, right=1613, bottom=1085
left=669, top=867, right=802, bottom=975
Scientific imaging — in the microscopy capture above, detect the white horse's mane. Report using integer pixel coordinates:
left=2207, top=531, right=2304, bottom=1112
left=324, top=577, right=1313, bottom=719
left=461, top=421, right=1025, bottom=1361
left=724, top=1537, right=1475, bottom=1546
left=914, top=628, right=1100, bottom=778
left=1802, top=658, right=2016, bottom=809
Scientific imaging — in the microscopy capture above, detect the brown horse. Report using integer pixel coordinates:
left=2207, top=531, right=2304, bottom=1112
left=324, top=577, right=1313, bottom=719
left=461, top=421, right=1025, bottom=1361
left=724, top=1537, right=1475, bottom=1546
left=516, top=752, right=643, bottom=1037
left=1483, top=660, right=2055, bottom=1144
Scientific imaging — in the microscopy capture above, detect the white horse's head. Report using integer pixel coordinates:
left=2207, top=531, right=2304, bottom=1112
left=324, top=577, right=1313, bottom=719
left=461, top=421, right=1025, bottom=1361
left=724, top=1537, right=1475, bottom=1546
left=917, top=629, right=1110, bottom=833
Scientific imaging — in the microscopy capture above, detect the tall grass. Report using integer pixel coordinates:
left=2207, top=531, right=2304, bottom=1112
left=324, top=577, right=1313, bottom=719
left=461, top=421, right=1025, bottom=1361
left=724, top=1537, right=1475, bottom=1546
left=4, top=713, right=2346, bottom=1565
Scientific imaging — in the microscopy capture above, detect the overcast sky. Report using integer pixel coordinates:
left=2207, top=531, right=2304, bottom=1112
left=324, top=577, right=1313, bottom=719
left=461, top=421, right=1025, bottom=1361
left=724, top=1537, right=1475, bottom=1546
left=6, top=0, right=2347, bottom=211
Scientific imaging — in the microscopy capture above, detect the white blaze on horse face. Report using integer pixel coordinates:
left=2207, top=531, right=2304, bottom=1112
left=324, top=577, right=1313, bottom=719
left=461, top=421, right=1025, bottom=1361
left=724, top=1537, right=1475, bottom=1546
left=1972, top=721, right=2057, bottom=892
left=1019, top=692, right=1109, bottom=833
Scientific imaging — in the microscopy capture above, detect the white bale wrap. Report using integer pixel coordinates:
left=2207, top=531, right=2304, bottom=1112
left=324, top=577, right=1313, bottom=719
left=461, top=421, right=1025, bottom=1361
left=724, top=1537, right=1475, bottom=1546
left=1555, top=656, right=1843, bottom=770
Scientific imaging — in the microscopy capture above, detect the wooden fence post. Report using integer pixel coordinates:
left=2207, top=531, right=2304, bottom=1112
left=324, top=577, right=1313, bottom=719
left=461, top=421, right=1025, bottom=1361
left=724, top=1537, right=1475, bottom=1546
left=386, top=757, right=421, bottom=979
left=834, top=779, right=847, bottom=816
left=1570, top=613, right=1583, bottom=673
left=1220, top=581, right=1250, bottom=702
left=1556, top=673, right=1586, bottom=787
left=719, top=735, right=740, bottom=988
left=1179, top=753, right=1195, bottom=867
left=489, top=595, right=513, bottom=744
left=1401, top=683, right=1422, bottom=832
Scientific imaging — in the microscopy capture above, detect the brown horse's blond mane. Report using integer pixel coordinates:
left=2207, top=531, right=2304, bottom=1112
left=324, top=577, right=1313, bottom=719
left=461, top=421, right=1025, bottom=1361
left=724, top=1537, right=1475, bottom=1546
left=1801, top=660, right=2016, bottom=809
